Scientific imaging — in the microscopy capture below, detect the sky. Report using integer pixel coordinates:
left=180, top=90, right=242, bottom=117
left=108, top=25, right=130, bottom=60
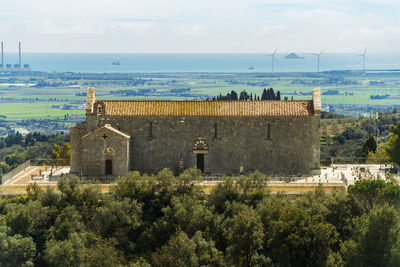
left=0, top=0, right=400, bottom=53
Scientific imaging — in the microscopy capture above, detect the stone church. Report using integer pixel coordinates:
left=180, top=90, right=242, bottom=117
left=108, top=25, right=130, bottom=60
left=70, top=87, right=321, bottom=177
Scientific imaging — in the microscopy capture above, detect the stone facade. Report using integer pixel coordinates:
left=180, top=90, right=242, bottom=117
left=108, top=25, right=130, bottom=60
left=70, top=87, right=321, bottom=177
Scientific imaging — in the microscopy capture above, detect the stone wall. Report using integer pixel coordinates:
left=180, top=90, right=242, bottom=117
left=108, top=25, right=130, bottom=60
left=71, top=124, right=130, bottom=176
left=74, top=114, right=320, bottom=176
left=70, top=122, right=85, bottom=174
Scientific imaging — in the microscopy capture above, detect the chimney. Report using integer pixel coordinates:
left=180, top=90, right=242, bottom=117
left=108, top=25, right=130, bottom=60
left=18, top=41, right=21, bottom=68
left=85, top=87, right=96, bottom=115
left=312, top=87, right=321, bottom=116
left=1, top=41, right=3, bottom=68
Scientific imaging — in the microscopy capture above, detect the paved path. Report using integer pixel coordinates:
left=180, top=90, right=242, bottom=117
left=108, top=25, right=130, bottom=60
left=3, top=166, right=40, bottom=185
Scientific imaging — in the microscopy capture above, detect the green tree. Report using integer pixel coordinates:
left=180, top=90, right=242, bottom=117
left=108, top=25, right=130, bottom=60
left=366, top=144, right=389, bottom=164
left=348, top=179, right=386, bottom=212
left=325, top=191, right=362, bottom=243
left=51, top=142, right=70, bottom=165
left=0, top=138, right=6, bottom=149
left=93, top=197, right=142, bottom=254
left=162, top=195, right=213, bottom=236
left=362, top=134, right=377, bottom=157
left=276, top=91, right=281, bottom=100
left=176, top=168, right=203, bottom=193
left=386, top=121, right=400, bottom=165
left=152, top=231, right=198, bottom=267
left=0, top=223, right=36, bottom=267
left=0, top=161, right=10, bottom=175
left=236, top=171, right=269, bottom=206
left=268, top=206, right=338, bottom=267
left=230, top=90, right=238, bottom=100
left=152, top=230, right=224, bottom=267
left=191, top=231, right=225, bottom=266
left=50, top=205, right=85, bottom=240
left=5, top=203, right=34, bottom=236
left=83, top=235, right=126, bottom=267
left=44, top=232, right=85, bottom=267
left=226, top=205, right=266, bottom=266
left=4, top=153, right=24, bottom=167
left=208, top=177, right=240, bottom=213
left=379, top=182, right=400, bottom=207
left=341, top=207, right=400, bottom=267
left=361, top=119, right=377, bottom=135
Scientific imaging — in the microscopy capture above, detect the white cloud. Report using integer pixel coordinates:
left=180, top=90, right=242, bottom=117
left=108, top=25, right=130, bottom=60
left=1, top=0, right=400, bottom=52
left=0, top=22, right=16, bottom=34
left=257, top=25, right=288, bottom=35
left=38, top=20, right=101, bottom=35
left=337, top=26, right=400, bottom=41
left=284, top=8, right=349, bottom=21
left=173, top=24, right=207, bottom=37
left=32, top=20, right=162, bottom=35
left=108, top=21, right=161, bottom=33
left=336, top=26, right=400, bottom=52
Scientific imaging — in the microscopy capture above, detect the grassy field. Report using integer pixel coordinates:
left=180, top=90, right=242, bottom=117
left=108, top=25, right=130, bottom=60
left=0, top=102, right=85, bottom=119
left=1, top=71, right=400, bottom=120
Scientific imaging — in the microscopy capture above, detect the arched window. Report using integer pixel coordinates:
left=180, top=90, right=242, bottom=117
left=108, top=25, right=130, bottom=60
left=94, top=102, right=106, bottom=117
left=97, top=105, right=102, bottom=116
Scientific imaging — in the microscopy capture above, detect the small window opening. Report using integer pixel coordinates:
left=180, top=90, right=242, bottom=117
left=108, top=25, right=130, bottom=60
left=214, top=122, right=218, bottom=138
left=149, top=122, right=153, bottom=138
left=266, top=123, right=271, bottom=139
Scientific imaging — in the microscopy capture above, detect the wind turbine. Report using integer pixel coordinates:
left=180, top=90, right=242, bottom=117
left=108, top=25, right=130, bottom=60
left=265, top=48, right=278, bottom=72
left=355, top=47, right=368, bottom=72
left=311, top=49, right=325, bottom=72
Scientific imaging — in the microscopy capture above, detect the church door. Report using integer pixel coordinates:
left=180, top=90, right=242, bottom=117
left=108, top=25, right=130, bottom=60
left=196, top=154, right=204, bottom=173
left=105, top=160, right=112, bottom=175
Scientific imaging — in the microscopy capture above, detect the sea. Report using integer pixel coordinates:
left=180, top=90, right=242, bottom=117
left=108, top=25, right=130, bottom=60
left=3, top=53, right=400, bottom=73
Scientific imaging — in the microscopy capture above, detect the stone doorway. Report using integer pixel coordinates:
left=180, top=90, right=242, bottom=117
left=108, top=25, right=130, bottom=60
left=193, top=138, right=208, bottom=174
left=196, top=154, right=205, bottom=173
left=105, top=159, right=112, bottom=175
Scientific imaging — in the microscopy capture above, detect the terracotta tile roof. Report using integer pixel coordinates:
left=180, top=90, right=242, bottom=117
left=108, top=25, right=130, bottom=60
left=96, top=100, right=314, bottom=117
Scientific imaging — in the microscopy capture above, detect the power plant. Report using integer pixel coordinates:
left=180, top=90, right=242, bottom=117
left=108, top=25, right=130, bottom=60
left=0, top=41, right=31, bottom=72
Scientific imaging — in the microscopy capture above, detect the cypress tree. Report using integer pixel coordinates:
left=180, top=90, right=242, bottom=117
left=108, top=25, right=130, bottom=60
left=261, top=88, right=268, bottom=100
left=362, top=134, right=377, bottom=157
left=231, top=90, right=238, bottom=100
left=267, top=88, right=275, bottom=100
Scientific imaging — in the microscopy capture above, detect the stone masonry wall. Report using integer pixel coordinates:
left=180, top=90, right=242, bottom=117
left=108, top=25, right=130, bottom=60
left=73, top=125, right=130, bottom=176
left=77, top=115, right=320, bottom=176
left=70, top=122, right=85, bottom=173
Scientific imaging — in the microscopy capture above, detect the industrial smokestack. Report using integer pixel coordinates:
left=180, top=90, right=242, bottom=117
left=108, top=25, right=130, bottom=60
left=18, top=41, right=21, bottom=68
left=1, top=41, right=3, bottom=68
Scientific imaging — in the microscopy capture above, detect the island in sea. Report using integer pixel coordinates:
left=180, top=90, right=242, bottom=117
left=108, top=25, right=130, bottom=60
left=284, top=52, right=304, bottom=59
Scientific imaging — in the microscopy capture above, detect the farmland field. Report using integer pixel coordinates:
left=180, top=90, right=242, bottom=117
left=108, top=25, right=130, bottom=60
left=1, top=71, right=400, bottom=121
